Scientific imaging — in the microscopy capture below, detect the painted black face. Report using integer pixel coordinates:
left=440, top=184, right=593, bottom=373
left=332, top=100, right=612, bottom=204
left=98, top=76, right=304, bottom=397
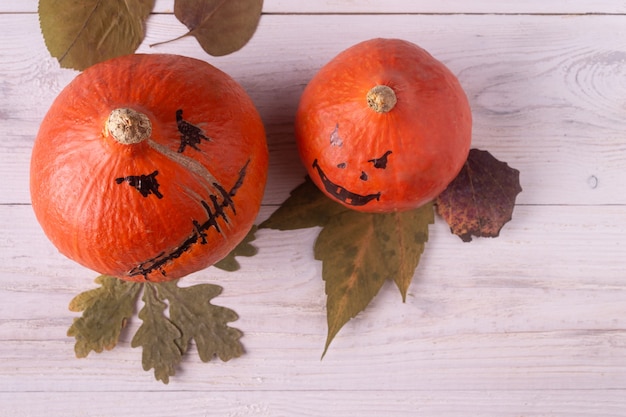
left=115, top=171, right=163, bottom=199
left=312, top=159, right=380, bottom=206
left=314, top=123, right=393, bottom=207
left=114, top=109, right=248, bottom=281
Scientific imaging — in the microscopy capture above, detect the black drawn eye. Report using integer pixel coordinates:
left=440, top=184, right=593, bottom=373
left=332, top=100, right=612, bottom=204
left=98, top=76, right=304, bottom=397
left=337, top=162, right=347, bottom=169
left=116, top=171, right=163, bottom=199
left=176, top=109, right=211, bottom=153
left=368, top=150, right=392, bottom=169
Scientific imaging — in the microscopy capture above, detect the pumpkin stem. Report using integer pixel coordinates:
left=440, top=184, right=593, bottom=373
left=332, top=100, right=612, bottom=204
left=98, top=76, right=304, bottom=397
left=366, top=85, right=397, bottom=113
left=107, top=108, right=152, bottom=145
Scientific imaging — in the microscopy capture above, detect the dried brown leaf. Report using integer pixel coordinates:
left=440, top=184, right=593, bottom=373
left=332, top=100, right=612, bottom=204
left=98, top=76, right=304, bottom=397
left=436, top=148, right=522, bottom=242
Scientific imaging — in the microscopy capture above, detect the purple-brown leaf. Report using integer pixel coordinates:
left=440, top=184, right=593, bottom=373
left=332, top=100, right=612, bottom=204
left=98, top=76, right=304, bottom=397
left=168, top=0, right=263, bottom=56
left=436, top=148, right=522, bottom=242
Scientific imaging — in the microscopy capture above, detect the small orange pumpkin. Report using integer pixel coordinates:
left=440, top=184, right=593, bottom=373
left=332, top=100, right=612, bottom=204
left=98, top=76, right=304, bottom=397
left=30, top=54, right=268, bottom=283
left=295, top=38, right=472, bottom=213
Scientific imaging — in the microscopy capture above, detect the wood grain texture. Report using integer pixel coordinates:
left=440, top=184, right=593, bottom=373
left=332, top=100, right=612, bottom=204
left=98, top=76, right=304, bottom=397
left=1, top=1, right=625, bottom=416
left=2, top=390, right=626, bottom=417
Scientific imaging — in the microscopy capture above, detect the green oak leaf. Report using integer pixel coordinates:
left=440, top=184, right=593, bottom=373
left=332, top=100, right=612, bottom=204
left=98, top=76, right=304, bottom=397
left=259, top=177, right=347, bottom=230
left=67, top=275, right=142, bottom=358
left=436, top=148, right=522, bottom=242
left=315, top=203, right=434, bottom=357
left=39, top=0, right=155, bottom=70
left=66, top=231, right=250, bottom=383
left=154, top=0, right=263, bottom=56
left=214, top=226, right=258, bottom=271
left=131, top=284, right=183, bottom=384
left=158, top=281, right=244, bottom=362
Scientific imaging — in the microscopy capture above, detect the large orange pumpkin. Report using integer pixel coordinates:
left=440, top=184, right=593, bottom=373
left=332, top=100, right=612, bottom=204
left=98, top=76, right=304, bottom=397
left=30, top=54, right=268, bottom=283
left=296, top=38, right=472, bottom=213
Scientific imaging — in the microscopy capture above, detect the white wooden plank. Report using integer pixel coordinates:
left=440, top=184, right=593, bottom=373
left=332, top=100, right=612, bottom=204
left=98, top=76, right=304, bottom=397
left=1, top=6, right=626, bottom=416
left=1, top=390, right=626, bottom=417
left=2, top=204, right=626, bottom=392
left=5, top=0, right=626, bottom=14
left=2, top=14, right=626, bottom=206
left=263, top=0, right=626, bottom=14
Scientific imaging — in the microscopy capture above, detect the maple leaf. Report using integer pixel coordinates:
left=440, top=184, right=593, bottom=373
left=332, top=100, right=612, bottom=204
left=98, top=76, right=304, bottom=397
left=131, top=284, right=183, bottom=384
left=214, top=226, right=258, bottom=271
left=315, top=205, right=433, bottom=356
left=157, top=281, right=244, bottom=363
left=67, top=275, right=142, bottom=358
left=436, top=148, right=522, bottom=242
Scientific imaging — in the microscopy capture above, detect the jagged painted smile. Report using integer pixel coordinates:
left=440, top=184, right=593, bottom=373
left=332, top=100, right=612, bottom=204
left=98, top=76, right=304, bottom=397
left=312, top=159, right=381, bottom=207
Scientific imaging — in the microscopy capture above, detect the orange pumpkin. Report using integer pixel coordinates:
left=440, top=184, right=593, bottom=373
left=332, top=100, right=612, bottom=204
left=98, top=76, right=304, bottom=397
left=30, top=54, right=268, bottom=283
left=295, top=38, right=472, bottom=213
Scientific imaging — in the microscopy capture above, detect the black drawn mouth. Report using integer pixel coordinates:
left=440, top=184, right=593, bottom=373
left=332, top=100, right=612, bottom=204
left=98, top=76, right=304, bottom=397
left=312, top=159, right=380, bottom=207
left=127, top=159, right=250, bottom=280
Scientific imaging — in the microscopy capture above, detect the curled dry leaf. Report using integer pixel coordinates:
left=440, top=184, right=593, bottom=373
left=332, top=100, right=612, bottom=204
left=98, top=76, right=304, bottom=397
left=436, top=148, right=522, bottom=242
left=39, top=0, right=154, bottom=70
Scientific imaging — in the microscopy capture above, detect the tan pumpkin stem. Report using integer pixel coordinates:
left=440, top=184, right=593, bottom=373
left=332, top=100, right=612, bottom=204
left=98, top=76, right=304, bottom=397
left=366, top=85, right=397, bottom=113
left=107, top=108, right=152, bottom=145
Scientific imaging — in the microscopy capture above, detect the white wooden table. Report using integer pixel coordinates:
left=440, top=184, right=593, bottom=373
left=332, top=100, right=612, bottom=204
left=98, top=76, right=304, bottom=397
left=2, top=1, right=626, bottom=415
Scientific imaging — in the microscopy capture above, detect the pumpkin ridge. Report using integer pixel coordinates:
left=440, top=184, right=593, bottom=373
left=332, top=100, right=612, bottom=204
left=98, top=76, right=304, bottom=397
left=68, top=142, right=123, bottom=267
left=146, top=139, right=219, bottom=193
left=145, top=138, right=235, bottom=227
